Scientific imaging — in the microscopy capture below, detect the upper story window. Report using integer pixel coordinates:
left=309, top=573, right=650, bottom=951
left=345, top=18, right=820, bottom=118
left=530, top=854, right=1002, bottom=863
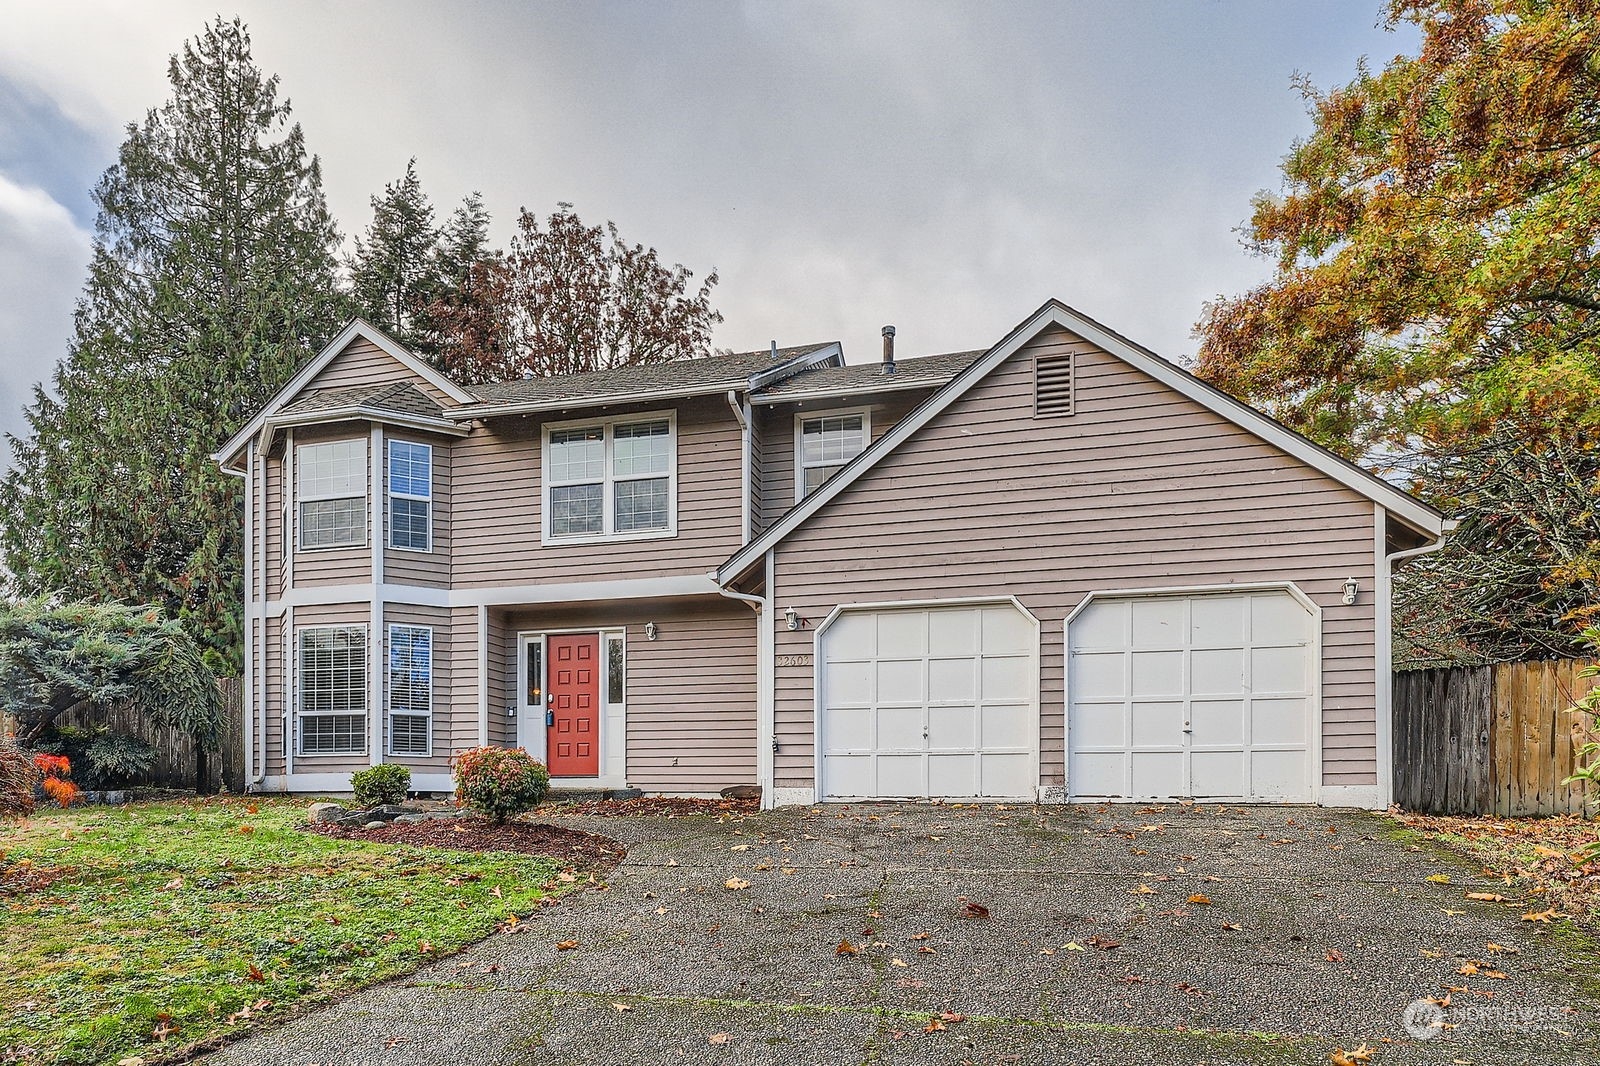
left=388, top=440, right=432, bottom=552
left=796, top=409, right=870, bottom=500
left=543, top=413, right=676, bottom=543
left=297, top=439, right=367, bottom=551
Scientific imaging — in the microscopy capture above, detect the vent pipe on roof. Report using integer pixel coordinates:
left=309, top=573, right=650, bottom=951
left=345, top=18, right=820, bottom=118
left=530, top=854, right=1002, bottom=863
left=770, top=340, right=779, bottom=360
left=882, top=325, right=896, bottom=375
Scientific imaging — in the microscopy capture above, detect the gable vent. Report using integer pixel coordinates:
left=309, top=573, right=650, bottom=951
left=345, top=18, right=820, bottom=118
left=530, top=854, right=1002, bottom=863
left=1033, top=352, right=1075, bottom=417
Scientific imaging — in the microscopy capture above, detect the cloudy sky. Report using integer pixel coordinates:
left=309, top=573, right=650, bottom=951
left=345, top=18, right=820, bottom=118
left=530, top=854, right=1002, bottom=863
left=0, top=0, right=1416, bottom=460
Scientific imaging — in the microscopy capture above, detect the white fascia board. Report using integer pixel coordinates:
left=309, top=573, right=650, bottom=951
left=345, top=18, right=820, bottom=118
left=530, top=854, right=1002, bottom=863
left=253, top=574, right=723, bottom=616
left=750, top=375, right=956, bottom=405
left=747, top=343, right=844, bottom=391
left=717, top=300, right=1445, bottom=584
left=269, top=408, right=470, bottom=437
left=215, top=318, right=474, bottom=466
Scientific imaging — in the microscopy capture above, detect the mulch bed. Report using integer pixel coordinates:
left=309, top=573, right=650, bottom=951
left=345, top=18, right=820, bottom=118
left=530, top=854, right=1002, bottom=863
left=544, top=796, right=758, bottom=818
left=306, top=817, right=625, bottom=873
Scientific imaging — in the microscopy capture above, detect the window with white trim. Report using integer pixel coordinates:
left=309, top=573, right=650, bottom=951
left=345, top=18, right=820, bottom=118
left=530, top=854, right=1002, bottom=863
left=297, top=626, right=367, bottom=755
left=388, top=440, right=432, bottom=552
left=796, top=410, right=869, bottom=500
left=544, top=414, right=675, bottom=541
left=387, top=624, right=432, bottom=756
left=297, top=439, right=367, bottom=550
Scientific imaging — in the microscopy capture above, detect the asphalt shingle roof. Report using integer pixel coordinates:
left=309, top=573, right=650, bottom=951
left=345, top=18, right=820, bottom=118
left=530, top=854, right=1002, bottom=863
left=278, top=381, right=446, bottom=420
left=463, top=343, right=838, bottom=409
left=751, top=349, right=984, bottom=401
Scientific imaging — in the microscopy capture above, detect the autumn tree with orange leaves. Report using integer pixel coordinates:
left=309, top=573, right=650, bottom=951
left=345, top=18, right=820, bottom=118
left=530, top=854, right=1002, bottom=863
left=1196, top=0, right=1600, bottom=663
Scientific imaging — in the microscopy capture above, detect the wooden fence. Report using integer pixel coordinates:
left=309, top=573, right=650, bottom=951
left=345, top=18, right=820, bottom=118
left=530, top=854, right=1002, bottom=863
left=1393, top=660, right=1598, bottom=817
left=6, top=678, right=245, bottom=795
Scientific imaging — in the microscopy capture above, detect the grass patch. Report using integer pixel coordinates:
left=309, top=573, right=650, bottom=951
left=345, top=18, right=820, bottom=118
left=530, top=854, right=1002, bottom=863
left=1, top=797, right=562, bottom=1065
left=1389, top=811, right=1600, bottom=921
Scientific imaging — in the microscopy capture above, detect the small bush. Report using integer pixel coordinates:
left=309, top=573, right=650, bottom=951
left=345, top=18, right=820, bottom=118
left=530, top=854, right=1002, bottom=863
left=33, top=754, right=78, bottom=808
left=351, top=763, right=412, bottom=808
left=1, top=736, right=40, bottom=818
left=84, top=733, right=156, bottom=789
left=452, top=747, right=549, bottom=823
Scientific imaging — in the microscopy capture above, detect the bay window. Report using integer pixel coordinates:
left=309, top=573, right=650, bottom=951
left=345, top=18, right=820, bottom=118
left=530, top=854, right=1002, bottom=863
left=298, top=626, right=367, bottom=755
left=297, top=439, right=366, bottom=550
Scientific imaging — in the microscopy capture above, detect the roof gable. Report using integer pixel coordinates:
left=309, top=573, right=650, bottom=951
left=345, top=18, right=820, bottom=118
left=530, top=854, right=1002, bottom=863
left=215, top=318, right=475, bottom=467
left=717, top=299, right=1446, bottom=583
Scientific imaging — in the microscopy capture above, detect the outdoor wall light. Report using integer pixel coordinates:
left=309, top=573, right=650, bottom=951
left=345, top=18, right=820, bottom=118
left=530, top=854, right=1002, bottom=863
left=784, top=607, right=800, bottom=631
left=644, top=621, right=659, bottom=641
left=1342, top=578, right=1359, bottom=606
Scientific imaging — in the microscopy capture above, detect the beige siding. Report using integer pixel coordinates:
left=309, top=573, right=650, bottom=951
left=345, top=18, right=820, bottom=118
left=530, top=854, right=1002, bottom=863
left=383, top=432, right=452, bottom=588
left=755, top=389, right=934, bottom=532
left=498, top=601, right=757, bottom=793
left=290, top=423, right=372, bottom=587
left=264, top=450, right=285, bottom=599
left=770, top=326, right=1380, bottom=792
left=452, top=395, right=744, bottom=586
left=301, top=337, right=455, bottom=406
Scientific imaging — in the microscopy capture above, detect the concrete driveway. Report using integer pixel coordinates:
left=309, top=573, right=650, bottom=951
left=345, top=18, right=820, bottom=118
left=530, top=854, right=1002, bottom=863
left=208, top=803, right=1599, bottom=1065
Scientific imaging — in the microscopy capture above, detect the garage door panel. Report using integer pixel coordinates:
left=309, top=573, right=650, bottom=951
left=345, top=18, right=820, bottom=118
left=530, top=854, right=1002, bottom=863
left=1251, top=646, right=1308, bottom=693
left=1070, top=702, right=1126, bottom=749
left=982, top=606, right=1034, bottom=650
left=876, top=659, right=924, bottom=703
left=1130, top=701, right=1184, bottom=746
left=981, top=655, right=1032, bottom=701
left=1190, top=595, right=1246, bottom=643
left=929, top=610, right=979, bottom=655
left=875, top=705, right=923, bottom=748
left=1131, top=650, right=1184, bottom=697
left=980, top=703, right=1033, bottom=748
left=1191, top=699, right=1245, bottom=747
left=1131, top=751, right=1183, bottom=797
left=876, top=755, right=923, bottom=796
left=826, top=661, right=873, bottom=706
left=928, top=705, right=977, bottom=748
left=1070, top=751, right=1125, bottom=796
left=1251, top=749, right=1307, bottom=799
left=1074, top=651, right=1126, bottom=698
left=1069, top=590, right=1314, bottom=804
left=822, top=707, right=874, bottom=752
left=928, top=658, right=976, bottom=701
left=1252, top=697, right=1308, bottom=745
left=1191, top=648, right=1245, bottom=695
left=930, top=754, right=978, bottom=796
left=1132, top=597, right=1185, bottom=647
left=877, top=612, right=926, bottom=657
left=1191, top=750, right=1245, bottom=797
left=979, top=752, right=1030, bottom=796
left=821, top=602, right=1037, bottom=801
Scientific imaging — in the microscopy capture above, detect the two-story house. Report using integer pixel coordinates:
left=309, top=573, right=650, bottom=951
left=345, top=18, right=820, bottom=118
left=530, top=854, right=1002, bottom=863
left=217, top=299, right=1448, bottom=809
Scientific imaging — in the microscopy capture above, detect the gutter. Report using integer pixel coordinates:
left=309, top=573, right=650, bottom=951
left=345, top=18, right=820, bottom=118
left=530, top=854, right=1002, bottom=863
left=1387, top=518, right=1457, bottom=568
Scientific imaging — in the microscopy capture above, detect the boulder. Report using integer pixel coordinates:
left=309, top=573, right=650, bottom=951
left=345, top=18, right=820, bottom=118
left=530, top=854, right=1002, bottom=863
left=720, top=784, right=763, bottom=801
left=367, top=804, right=411, bottom=822
left=363, top=820, right=387, bottom=829
left=308, top=802, right=348, bottom=824
left=393, top=813, right=429, bottom=824
left=603, top=787, right=645, bottom=801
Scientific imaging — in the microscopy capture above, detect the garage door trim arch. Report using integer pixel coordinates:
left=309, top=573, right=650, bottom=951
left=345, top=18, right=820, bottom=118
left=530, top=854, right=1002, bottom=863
left=813, top=596, right=1042, bottom=802
left=1063, top=582, right=1323, bottom=804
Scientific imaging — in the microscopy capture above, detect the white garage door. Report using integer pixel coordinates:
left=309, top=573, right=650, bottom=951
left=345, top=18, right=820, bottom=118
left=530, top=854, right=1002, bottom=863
left=819, top=602, right=1038, bottom=800
left=1067, top=589, right=1316, bottom=802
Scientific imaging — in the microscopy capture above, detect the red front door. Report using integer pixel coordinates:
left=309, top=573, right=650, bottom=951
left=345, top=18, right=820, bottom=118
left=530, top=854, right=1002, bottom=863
left=547, top=634, right=600, bottom=777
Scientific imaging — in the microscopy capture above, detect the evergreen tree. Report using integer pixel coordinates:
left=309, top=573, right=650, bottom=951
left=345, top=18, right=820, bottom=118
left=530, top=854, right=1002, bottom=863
left=349, top=159, right=440, bottom=347
left=424, top=191, right=513, bottom=379
left=0, top=17, right=346, bottom=673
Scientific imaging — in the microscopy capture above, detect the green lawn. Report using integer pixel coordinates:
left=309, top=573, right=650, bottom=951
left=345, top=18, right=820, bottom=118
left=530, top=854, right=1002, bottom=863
left=0, top=798, right=562, bottom=1065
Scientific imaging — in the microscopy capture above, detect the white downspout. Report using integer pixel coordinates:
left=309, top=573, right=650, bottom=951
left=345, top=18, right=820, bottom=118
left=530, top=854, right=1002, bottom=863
left=715, top=558, right=774, bottom=807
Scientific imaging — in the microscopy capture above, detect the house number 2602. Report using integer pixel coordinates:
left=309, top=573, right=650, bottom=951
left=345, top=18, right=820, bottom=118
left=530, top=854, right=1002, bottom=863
left=776, top=654, right=812, bottom=667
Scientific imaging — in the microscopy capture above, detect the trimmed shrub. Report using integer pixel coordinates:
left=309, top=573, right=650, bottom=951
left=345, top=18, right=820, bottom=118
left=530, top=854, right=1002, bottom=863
left=33, top=753, right=78, bottom=808
left=452, top=747, right=549, bottom=823
left=1, top=735, right=40, bottom=818
left=352, top=763, right=412, bottom=808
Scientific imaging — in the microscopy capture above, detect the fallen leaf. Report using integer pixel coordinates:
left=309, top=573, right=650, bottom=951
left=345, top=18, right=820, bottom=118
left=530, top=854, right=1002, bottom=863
left=555, top=940, right=580, bottom=951
left=836, top=939, right=859, bottom=956
left=707, top=1032, right=729, bottom=1045
left=1130, top=884, right=1157, bottom=895
left=1329, top=1043, right=1375, bottom=1065
left=1465, top=892, right=1508, bottom=902
left=724, top=878, right=750, bottom=890
left=245, top=964, right=265, bottom=982
left=939, top=1011, right=967, bottom=1023
left=418, top=940, right=434, bottom=955
left=1221, top=923, right=1242, bottom=931
left=890, top=958, right=907, bottom=968
left=962, top=900, right=991, bottom=918
left=1521, top=908, right=1560, bottom=923
left=1485, top=942, right=1520, bottom=955
left=1326, top=948, right=1346, bottom=963
left=1425, top=873, right=1452, bottom=884
left=611, top=1002, right=633, bottom=1012
left=923, top=1018, right=946, bottom=1033
left=1187, top=894, right=1212, bottom=905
